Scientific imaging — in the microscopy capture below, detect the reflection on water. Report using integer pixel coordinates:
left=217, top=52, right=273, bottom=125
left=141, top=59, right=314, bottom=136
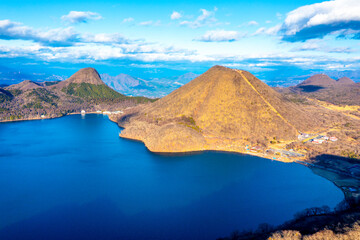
left=0, top=114, right=344, bottom=240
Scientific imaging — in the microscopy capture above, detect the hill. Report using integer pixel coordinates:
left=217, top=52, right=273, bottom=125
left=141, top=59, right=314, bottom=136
left=337, top=76, right=355, bottom=85
left=54, top=68, right=126, bottom=100
left=282, top=74, right=360, bottom=105
left=7, top=80, right=42, bottom=91
left=58, top=67, right=103, bottom=86
left=297, top=74, right=337, bottom=91
left=116, top=66, right=324, bottom=153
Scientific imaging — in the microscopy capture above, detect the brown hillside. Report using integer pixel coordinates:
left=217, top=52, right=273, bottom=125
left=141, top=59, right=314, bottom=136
left=337, top=77, right=355, bottom=85
left=6, top=80, right=42, bottom=91
left=56, top=67, right=104, bottom=88
left=117, top=66, right=320, bottom=153
left=298, top=74, right=336, bottom=88
left=285, top=74, right=360, bottom=105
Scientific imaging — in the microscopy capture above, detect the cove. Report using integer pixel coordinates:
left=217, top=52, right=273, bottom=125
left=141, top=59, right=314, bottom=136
left=0, top=114, right=344, bottom=240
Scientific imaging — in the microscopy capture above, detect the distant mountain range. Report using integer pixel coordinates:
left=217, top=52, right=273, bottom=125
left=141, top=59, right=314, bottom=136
left=0, top=65, right=199, bottom=98
left=100, top=72, right=199, bottom=98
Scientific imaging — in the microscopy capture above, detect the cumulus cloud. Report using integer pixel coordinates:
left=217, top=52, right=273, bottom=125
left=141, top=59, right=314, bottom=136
left=171, top=11, right=182, bottom=20
left=0, top=42, right=215, bottom=63
left=252, top=24, right=281, bottom=36
left=0, top=19, right=128, bottom=46
left=280, top=0, right=360, bottom=42
left=81, top=33, right=128, bottom=44
left=196, top=30, right=243, bottom=42
left=0, top=19, right=213, bottom=63
left=61, top=11, right=102, bottom=24
left=180, top=8, right=217, bottom=28
left=0, top=19, right=80, bottom=46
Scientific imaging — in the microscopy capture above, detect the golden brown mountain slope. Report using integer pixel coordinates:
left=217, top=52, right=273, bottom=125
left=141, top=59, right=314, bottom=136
left=116, top=65, right=322, bottom=153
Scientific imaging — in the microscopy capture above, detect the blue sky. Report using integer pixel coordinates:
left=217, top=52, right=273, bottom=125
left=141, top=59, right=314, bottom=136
left=0, top=0, right=360, bottom=84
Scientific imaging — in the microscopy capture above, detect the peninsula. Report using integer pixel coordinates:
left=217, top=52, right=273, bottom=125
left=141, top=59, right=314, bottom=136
left=113, top=65, right=360, bottom=164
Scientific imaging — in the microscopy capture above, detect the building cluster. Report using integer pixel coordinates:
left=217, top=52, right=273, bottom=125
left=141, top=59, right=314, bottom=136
left=94, top=110, right=123, bottom=115
left=267, top=148, right=305, bottom=158
left=102, top=110, right=123, bottom=115
left=249, top=146, right=262, bottom=152
left=298, top=133, right=338, bottom=144
left=311, top=135, right=338, bottom=144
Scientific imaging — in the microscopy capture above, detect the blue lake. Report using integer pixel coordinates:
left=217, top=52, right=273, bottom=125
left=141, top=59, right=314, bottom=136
left=0, top=114, right=344, bottom=239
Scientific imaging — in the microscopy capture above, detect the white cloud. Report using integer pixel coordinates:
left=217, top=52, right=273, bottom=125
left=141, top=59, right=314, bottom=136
left=61, top=11, right=102, bottom=24
left=196, top=29, right=243, bottom=42
left=0, top=42, right=215, bottom=63
left=0, top=19, right=80, bottom=46
left=81, top=33, right=128, bottom=44
left=138, top=20, right=161, bottom=26
left=122, top=17, right=134, bottom=23
left=180, top=8, right=217, bottom=28
left=0, top=19, right=129, bottom=46
left=171, top=11, right=182, bottom=20
left=252, top=24, right=281, bottom=36
left=247, top=21, right=258, bottom=26
left=280, top=0, right=360, bottom=41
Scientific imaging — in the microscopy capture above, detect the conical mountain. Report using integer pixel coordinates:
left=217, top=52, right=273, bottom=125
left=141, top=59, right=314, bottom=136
left=119, top=66, right=318, bottom=152
left=298, top=74, right=336, bottom=87
left=57, top=67, right=104, bottom=88
left=55, top=67, right=124, bottom=100
left=337, top=77, right=355, bottom=85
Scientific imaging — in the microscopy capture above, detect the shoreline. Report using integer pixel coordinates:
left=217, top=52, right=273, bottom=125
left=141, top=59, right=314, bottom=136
left=0, top=113, right=347, bottom=166
left=118, top=129, right=360, bottom=204
left=0, top=111, right=105, bottom=123
left=3, top=112, right=358, bottom=201
left=117, top=132, right=302, bottom=164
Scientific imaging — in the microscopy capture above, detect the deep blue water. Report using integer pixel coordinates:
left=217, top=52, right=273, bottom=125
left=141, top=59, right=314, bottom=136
left=0, top=114, right=343, bottom=240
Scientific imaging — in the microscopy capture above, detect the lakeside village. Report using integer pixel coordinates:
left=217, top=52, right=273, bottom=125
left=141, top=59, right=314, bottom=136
left=243, top=132, right=339, bottom=161
left=39, top=110, right=124, bottom=119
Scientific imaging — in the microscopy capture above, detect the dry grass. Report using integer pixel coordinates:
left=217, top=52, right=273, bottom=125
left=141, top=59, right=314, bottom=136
left=118, top=66, right=338, bottom=153
left=269, top=223, right=360, bottom=240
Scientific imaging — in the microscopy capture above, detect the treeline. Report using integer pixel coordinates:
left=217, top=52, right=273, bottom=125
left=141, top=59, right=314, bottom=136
left=218, top=200, right=354, bottom=240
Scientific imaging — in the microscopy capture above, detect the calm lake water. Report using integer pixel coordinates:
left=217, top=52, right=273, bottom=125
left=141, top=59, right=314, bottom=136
left=0, top=114, right=343, bottom=240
